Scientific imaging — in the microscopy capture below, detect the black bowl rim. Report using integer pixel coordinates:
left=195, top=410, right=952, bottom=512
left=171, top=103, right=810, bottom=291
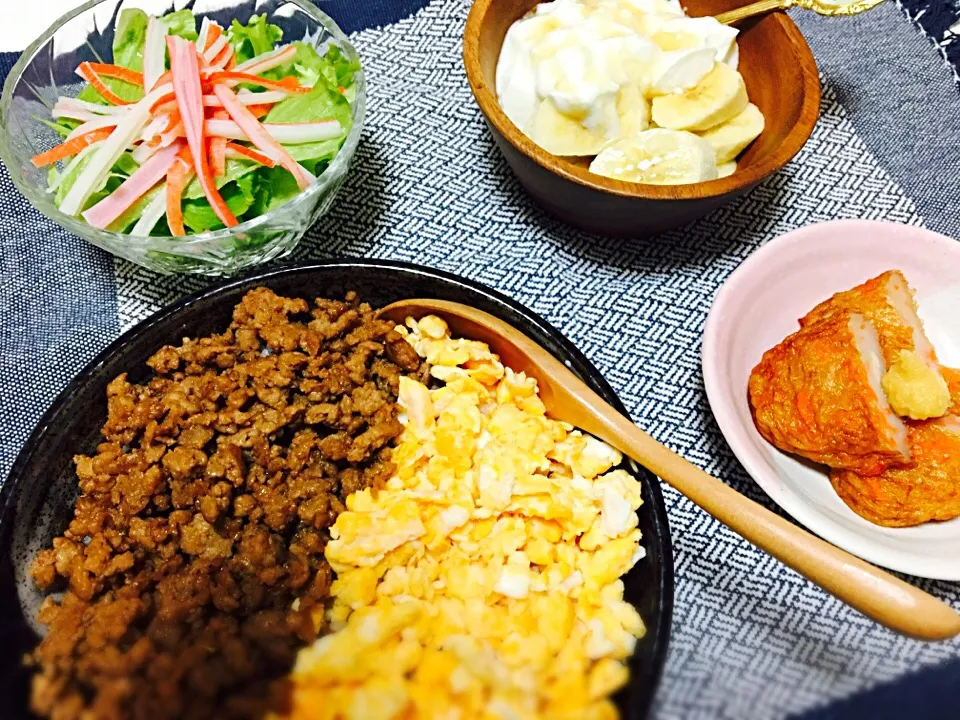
left=0, top=257, right=675, bottom=714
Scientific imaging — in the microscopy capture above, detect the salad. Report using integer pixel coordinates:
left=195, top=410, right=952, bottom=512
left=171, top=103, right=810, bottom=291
left=32, top=9, right=359, bottom=236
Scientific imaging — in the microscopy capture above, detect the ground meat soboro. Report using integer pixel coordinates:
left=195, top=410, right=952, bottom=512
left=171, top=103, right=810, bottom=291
left=28, top=289, right=423, bottom=720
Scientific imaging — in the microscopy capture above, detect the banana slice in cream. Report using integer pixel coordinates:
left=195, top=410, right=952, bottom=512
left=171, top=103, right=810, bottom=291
left=698, top=102, right=764, bottom=163
left=717, top=161, right=737, bottom=178
left=589, top=128, right=718, bottom=184
left=530, top=97, right=609, bottom=156
left=651, top=62, right=748, bottom=131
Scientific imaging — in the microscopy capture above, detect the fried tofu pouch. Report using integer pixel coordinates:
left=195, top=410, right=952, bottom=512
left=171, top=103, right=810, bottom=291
left=748, top=313, right=909, bottom=476
left=799, top=270, right=950, bottom=420
left=799, top=270, right=938, bottom=364
left=831, top=417, right=960, bottom=527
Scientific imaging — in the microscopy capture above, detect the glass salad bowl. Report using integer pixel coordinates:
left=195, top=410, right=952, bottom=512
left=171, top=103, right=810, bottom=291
left=0, top=0, right=366, bottom=276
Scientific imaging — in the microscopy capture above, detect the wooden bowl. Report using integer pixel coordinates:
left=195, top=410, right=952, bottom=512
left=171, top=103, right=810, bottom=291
left=463, top=0, right=821, bottom=236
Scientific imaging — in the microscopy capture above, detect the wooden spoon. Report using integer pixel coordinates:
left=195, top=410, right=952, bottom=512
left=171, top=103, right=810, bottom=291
left=380, top=299, right=960, bottom=641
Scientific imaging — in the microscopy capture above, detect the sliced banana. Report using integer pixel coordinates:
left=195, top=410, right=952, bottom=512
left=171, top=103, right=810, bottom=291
left=698, top=102, right=764, bottom=163
left=616, top=84, right=650, bottom=137
left=589, top=128, right=718, bottom=184
left=717, top=161, right=737, bottom=178
left=651, top=62, right=748, bottom=131
left=530, top=97, right=608, bottom=156
left=649, top=47, right=717, bottom=96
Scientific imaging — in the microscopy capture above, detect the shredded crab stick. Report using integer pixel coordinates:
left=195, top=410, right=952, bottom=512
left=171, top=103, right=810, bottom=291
left=82, top=140, right=184, bottom=229
left=205, top=118, right=342, bottom=144
left=196, top=17, right=211, bottom=52
left=58, top=83, right=174, bottom=216
left=203, top=35, right=230, bottom=64
left=212, top=84, right=312, bottom=190
left=208, top=71, right=312, bottom=94
left=53, top=98, right=133, bottom=118
left=210, top=135, right=228, bottom=177
left=168, top=35, right=238, bottom=227
left=76, top=62, right=142, bottom=105
left=48, top=142, right=103, bottom=192
left=224, top=142, right=276, bottom=167
left=31, top=127, right=113, bottom=168
left=166, top=146, right=196, bottom=236
left=233, top=44, right=297, bottom=75
left=66, top=115, right=123, bottom=140
left=202, top=90, right=288, bottom=108
left=142, top=16, right=166, bottom=91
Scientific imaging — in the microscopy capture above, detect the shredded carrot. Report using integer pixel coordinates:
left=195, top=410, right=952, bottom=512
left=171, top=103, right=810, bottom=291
left=84, top=62, right=144, bottom=87
left=31, top=128, right=113, bottom=167
left=276, top=76, right=305, bottom=92
left=225, top=141, right=276, bottom=167
left=246, top=104, right=271, bottom=119
left=165, top=160, right=189, bottom=236
left=77, top=62, right=135, bottom=105
left=154, top=70, right=172, bottom=88
left=207, top=71, right=312, bottom=94
left=226, top=54, right=237, bottom=70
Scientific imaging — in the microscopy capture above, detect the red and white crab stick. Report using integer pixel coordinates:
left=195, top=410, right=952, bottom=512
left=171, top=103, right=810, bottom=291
left=167, top=35, right=238, bottom=227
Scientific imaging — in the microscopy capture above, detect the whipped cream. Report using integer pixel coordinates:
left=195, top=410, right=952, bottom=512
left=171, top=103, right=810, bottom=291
left=495, top=0, right=742, bottom=157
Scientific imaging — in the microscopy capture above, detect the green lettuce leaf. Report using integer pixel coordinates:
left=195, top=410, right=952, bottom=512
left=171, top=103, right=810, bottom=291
left=113, top=8, right=149, bottom=71
left=78, top=8, right=197, bottom=105
left=54, top=150, right=98, bottom=205
left=263, top=80, right=351, bottom=173
left=182, top=159, right=261, bottom=200
left=265, top=78, right=351, bottom=130
left=76, top=75, right=144, bottom=105
left=282, top=138, right=342, bottom=175
left=160, top=9, right=198, bottom=42
left=110, top=184, right=163, bottom=232
left=182, top=173, right=257, bottom=232
left=324, top=46, right=361, bottom=90
left=113, top=152, right=139, bottom=177
left=249, top=165, right=300, bottom=216
left=35, top=116, right=78, bottom=138
left=227, top=14, right=283, bottom=64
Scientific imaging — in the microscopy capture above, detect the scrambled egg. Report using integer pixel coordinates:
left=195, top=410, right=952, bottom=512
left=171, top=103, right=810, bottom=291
left=881, top=349, right=950, bottom=420
left=282, top=316, right=647, bottom=720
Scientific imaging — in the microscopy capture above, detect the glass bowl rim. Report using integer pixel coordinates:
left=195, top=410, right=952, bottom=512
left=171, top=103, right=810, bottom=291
left=0, top=0, right=367, bottom=251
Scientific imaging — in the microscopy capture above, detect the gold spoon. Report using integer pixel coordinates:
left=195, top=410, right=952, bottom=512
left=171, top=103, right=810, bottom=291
left=380, top=299, right=960, bottom=641
left=715, top=0, right=885, bottom=25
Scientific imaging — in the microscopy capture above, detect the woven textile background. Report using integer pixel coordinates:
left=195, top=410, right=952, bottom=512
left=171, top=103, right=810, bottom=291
left=2, top=1, right=960, bottom=719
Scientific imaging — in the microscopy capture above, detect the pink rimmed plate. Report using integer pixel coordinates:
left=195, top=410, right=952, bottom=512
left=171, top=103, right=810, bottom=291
left=703, top=220, right=960, bottom=580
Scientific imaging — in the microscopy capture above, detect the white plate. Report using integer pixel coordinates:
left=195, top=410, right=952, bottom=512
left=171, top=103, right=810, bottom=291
left=702, top=219, right=960, bottom=580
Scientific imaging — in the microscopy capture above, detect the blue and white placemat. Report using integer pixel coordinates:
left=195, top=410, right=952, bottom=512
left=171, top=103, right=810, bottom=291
left=2, top=1, right=959, bottom=718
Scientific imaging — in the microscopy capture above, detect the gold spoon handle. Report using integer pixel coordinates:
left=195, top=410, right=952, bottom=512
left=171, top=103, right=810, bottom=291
left=573, top=391, right=960, bottom=640
left=716, top=0, right=884, bottom=25
left=715, top=0, right=791, bottom=24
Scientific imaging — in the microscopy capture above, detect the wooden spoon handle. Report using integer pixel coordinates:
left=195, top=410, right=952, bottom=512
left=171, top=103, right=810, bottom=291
left=578, top=398, right=960, bottom=640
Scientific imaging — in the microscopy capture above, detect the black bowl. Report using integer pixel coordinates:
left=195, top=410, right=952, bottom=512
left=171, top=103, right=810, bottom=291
left=0, top=259, right=674, bottom=718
